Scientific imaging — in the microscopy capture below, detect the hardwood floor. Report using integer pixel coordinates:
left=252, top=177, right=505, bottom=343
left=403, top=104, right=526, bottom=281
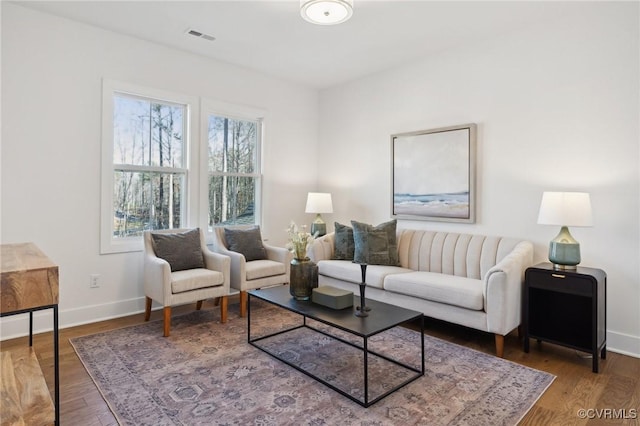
left=1, top=298, right=638, bottom=425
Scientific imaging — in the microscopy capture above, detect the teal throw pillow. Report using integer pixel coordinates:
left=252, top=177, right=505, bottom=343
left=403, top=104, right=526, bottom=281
left=351, top=219, right=399, bottom=266
left=151, top=228, right=205, bottom=272
left=224, top=226, right=268, bottom=261
left=332, top=222, right=355, bottom=260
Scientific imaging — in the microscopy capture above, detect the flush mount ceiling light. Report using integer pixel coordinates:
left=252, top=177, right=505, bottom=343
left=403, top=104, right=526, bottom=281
left=300, top=0, right=354, bottom=25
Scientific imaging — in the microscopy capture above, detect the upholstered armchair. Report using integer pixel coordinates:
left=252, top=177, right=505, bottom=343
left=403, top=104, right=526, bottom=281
left=143, top=228, right=230, bottom=337
left=211, top=226, right=292, bottom=317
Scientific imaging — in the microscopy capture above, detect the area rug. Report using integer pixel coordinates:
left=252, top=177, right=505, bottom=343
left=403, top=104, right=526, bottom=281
left=70, top=300, right=554, bottom=425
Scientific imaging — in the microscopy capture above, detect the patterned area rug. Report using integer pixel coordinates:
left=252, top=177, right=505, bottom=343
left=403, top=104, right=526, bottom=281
left=70, top=300, right=554, bottom=425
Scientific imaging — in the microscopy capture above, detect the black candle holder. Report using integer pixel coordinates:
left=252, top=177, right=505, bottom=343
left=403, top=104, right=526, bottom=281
left=355, top=263, right=370, bottom=317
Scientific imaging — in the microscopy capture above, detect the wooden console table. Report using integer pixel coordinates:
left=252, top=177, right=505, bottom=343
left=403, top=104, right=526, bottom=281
left=1, top=243, right=59, bottom=425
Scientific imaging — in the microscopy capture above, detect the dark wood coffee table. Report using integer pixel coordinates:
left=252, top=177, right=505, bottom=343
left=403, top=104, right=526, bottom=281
left=248, top=285, right=424, bottom=407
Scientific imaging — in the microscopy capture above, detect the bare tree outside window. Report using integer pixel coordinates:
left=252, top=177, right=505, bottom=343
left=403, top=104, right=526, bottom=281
left=208, top=115, right=260, bottom=228
left=112, top=94, right=187, bottom=237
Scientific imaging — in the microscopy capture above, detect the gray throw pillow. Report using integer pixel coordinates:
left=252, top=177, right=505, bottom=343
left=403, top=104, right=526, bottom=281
left=151, top=228, right=205, bottom=272
left=224, top=226, right=267, bottom=261
left=332, top=222, right=355, bottom=260
left=351, top=219, right=399, bottom=266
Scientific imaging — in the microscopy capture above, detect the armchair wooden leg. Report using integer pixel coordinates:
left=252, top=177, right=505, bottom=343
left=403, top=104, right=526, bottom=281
left=144, top=297, right=152, bottom=321
left=196, top=300, right=203, bottom=310
left=495, top=334, right=505, bottom=358
left=214, top=297, right=221, bottom=307
left=239, top=291, right=248, bottom=318
left=220, top=296, right=228, bottom=323
left=163, top=307, right=171, bottom=337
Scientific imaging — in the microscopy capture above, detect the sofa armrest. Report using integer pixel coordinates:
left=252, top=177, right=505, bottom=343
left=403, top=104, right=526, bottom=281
left=308, top=233, right=335, bottom=263
left=484, top=240, right=534, bottom=335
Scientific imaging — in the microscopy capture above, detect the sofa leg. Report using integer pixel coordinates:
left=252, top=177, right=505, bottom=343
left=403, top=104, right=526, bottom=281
left=495, top=334, right=505, bottom=358
left=220, top=296, right=228, bottom=323
left=196, top=300, right=203, bottom=310
left=239, top=291, right=247, bottom=318
left=144, top=297, right=152, bottom=321
left=163, top=307, right=171, bottom=337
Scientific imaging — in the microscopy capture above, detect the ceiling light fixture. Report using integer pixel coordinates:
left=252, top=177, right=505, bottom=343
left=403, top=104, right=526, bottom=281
left=300, top=0, right=354, bottom=25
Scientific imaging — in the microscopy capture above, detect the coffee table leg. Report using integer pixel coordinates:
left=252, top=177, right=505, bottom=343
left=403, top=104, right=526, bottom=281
left=363, top=337, right=369, bottom=406
left=247, top=293, right=251, bottom=343
left=421, top=315, right=425, bottom=375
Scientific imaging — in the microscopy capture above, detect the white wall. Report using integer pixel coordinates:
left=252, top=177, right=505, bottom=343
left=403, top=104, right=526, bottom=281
left=318, top=2, right=640, bottom=356
left=0, top=4, right=318, bottom=336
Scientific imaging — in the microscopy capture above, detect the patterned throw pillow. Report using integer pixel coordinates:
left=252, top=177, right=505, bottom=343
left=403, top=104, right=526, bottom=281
left=151, top=228, right=205, bottom=272
left=351, top=219, right=399, bottom=266
left=224, top=226, right=268, bottom=261
left=332, top=222, right=355, bottom=260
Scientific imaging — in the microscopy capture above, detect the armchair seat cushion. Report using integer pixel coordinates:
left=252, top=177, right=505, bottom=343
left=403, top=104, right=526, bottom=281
left=384, top=271, right=484, bottom=311
left=245, top=260, right=287, bottom=281
left=171, top=268, right=225, bottom=294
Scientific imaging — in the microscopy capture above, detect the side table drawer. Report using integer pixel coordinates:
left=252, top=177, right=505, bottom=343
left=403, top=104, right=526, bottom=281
left=526, top=269, right=593, bottom=296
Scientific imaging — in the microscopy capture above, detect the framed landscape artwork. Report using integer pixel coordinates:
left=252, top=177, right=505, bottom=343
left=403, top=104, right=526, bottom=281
left=391, top=123, right=477, bottom=223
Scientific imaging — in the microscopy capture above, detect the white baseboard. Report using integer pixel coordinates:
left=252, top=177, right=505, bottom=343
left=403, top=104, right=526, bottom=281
left=0, top=297, right=147, bottom=341
left=607, top=330, right=640, bottom=358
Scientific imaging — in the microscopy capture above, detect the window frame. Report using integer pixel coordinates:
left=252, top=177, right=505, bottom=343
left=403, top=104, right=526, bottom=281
left=100, top=79, right=198, bottom=254
left=199, top=99, right=265, bottom=238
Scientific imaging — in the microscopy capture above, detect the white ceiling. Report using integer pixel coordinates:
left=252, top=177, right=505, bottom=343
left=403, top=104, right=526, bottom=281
left=13, top=0, right=583, bottom=89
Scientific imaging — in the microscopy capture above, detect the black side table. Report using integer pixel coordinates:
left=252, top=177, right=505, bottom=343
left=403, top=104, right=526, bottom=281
left=523, top=262, right=607, bottom=373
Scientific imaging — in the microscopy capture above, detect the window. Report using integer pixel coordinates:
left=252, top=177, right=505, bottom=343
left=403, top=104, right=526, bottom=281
left=101, top=80, right=195, bottom=253
left=203, top=101, right=264, bottom=231
left=113, top=94, right=186, bottom=235
left=101, top=82, right=262, bottom=253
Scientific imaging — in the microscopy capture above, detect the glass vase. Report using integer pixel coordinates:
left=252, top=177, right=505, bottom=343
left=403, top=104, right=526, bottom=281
left=289, top=257, right=318, bottom=300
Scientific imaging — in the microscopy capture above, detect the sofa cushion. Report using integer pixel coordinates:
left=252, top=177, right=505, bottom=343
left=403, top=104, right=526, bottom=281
left=351, top=219, right=399, bottom=266
left=151, top=228, right=205, bottom=272
left=245, top=259, right=286, bottom=281
left=224, top=226, right=267, bottom=261
left=171, top=268, right=224, bottom=294
left=332, top=222, right=355, bottom=260
left=318, top=260, right=410, bottom=289
left=383, top=271, right=484, bottom=311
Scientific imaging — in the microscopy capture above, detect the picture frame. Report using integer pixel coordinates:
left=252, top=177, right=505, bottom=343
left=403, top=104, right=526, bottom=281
left=391, top=123, right=477, bottom=223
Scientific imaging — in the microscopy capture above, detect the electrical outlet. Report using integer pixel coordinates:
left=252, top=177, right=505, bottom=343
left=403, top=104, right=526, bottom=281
left=90, top=274, right=100, bottom=288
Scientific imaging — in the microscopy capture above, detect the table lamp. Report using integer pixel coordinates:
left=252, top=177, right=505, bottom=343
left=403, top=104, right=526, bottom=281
left=537, top=191, right=593, bottom=270
left=305, top=192, right=333, bottom=237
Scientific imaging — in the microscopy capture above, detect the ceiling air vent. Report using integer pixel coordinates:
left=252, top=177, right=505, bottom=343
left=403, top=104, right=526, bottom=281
left=186, top=29, right=216, bottom=42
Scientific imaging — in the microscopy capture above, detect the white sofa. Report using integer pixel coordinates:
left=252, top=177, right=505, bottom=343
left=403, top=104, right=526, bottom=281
left=308, top=228, right=534, bottom=357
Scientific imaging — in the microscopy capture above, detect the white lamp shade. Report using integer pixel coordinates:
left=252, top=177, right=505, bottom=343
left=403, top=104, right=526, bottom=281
left=300, top=0, right=353, bottom=25
left=537, top=192, right=593, bottom=227
left=305, top=192, right=333, bottom=214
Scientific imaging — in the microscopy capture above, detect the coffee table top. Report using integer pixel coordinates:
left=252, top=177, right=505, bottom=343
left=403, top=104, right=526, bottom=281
left=248, top=285, right=422, bottom=337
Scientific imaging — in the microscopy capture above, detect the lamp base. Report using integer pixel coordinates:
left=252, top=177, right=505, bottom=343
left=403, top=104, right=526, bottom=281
left=311, top=213, right=327, bottom=237
left=310, top=222, right=326, bottom=237
left=548, top=226, right=581, bottom=269
left=552, top=263, right=578, bottom=271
